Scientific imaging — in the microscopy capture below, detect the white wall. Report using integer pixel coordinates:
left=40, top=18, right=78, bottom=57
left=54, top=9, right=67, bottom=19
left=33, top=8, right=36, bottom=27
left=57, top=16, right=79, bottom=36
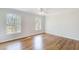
left=45, top=9, right=79, bottom=40
left=0, top=8, right=45, bottom=43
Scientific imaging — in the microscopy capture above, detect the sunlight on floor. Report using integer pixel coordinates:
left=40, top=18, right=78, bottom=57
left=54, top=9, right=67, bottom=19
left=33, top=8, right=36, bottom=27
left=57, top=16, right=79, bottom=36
left=6, top=42, right=21, bottom=50
left=33, top=35, right=43, bottom=50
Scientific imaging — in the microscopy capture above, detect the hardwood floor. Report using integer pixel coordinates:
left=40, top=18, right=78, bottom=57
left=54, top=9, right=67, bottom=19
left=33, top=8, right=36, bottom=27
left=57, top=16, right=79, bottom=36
left=0, top=33, right=79, bottom=50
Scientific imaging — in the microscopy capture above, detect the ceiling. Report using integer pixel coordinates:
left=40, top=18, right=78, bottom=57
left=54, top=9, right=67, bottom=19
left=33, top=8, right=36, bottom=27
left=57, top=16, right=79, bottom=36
left=13, top=8, right=79, bottom=15
left=14, top=8, right=43, bottom=15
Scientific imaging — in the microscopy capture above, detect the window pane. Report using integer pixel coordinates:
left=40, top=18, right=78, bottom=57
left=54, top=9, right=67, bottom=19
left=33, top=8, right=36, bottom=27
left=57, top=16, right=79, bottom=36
left=6, top=14, right=21, bottom=34
left=35, top=17, right=42, bottom=31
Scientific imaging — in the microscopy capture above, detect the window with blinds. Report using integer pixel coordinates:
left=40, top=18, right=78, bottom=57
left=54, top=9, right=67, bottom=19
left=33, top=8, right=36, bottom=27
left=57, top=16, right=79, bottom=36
left=6, top=14, right=21, bottom=34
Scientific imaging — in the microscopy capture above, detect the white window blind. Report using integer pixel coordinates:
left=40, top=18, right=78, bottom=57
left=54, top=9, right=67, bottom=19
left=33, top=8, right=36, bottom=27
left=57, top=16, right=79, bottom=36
left=6, top=14, right=21, bottom=34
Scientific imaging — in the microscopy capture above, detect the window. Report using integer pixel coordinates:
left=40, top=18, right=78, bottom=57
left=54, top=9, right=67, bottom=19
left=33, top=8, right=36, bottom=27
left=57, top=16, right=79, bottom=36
left=6, top=14, right=21, bottom=34
left=35, top=17, right=42, bottom=31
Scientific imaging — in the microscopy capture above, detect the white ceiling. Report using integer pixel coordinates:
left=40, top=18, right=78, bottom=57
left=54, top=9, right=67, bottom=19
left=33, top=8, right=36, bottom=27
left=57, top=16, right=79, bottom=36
left=13, top=8, right=79, bottom=15
left=14, top=8, right=42, bottom=15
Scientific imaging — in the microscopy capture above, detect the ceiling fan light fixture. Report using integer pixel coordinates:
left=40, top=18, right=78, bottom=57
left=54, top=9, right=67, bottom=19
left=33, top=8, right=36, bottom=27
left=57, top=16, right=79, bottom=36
left=38, top=8, right=47, bottom=16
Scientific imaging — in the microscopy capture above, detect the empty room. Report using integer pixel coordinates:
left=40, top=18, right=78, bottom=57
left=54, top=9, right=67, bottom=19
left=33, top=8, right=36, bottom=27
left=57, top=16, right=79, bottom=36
left=0, top=8, right=79, bottom=50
